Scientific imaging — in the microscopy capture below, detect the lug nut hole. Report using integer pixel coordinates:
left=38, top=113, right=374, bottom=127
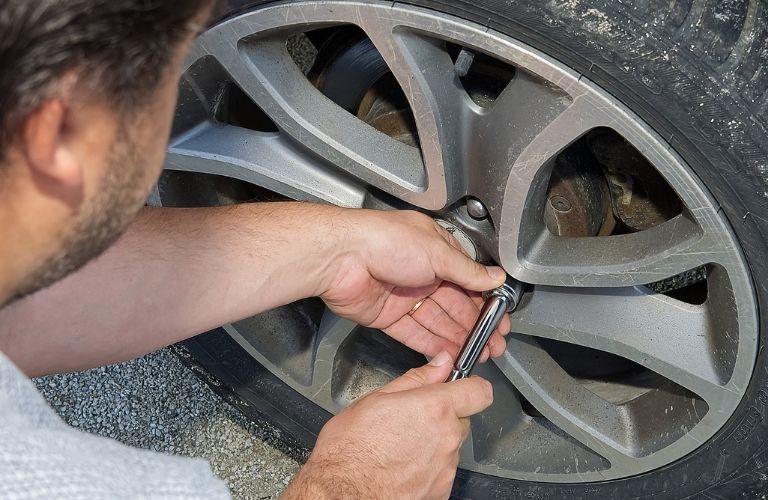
left=550, top=195, right=572, bottom=213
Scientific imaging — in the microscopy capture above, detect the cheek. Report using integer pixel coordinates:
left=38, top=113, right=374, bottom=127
left=137, top=82, right=180, bottom=183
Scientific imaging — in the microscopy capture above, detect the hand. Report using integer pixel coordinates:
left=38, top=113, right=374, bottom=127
left=320, top=209, right=512, bottom=361
left=282, top=351, right=493, bottom=499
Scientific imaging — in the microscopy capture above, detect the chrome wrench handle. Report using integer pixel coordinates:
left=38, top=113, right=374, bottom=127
left=447, top=277, right=525, bottom=382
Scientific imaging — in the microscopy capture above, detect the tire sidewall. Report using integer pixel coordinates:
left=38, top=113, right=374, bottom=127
left=199, top=2, right=768, bottom=498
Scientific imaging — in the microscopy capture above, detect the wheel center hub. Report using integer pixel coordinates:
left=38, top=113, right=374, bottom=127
left=435, top=219, right=478, bottom=260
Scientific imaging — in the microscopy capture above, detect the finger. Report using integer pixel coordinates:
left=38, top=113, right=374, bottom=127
left=496, top=312, right=512, bottom=337
left=430, top=243, right=505, bottom=293
left=479, top=346, right=490, bottom=363
left=488, top=333, right=507, bottom=358
left=383, top=315, right=461, bottom=358
left=440, top=376, right=494, bottom=418
left=366, top=282, right=441, bottom=330
left=429, top=283, right=485, bottom=335
left=475, top=333, right=507, bottom=362
left=469, top=293, right=485, bottom=310
left=422, top=286, right=508, bottom=361
left=409, top=297, right=467, bottom=347
left=379, top=350, right=454, bottom=393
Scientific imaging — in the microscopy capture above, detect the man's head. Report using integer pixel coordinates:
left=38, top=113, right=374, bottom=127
left=0, top=0, right=211, bottom=305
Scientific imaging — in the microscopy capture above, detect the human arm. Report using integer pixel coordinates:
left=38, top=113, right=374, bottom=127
left=0, top=202, right=509, bottom=376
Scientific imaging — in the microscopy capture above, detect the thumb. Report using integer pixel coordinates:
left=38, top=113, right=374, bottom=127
left=378, top=351, right=454, bottom=393
left=432, top=245, right=506, bottom=293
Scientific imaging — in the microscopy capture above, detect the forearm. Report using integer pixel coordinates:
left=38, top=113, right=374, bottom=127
left=282, top=455, right=368, bottom=500
left=0, top=202, right=349, bottom=376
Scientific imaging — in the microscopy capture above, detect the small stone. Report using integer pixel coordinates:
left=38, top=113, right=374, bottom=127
left=34, top=348, right=300, bottom=497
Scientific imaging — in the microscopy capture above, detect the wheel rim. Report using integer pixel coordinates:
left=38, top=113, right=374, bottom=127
left=162, top=1, right=759, bottom=483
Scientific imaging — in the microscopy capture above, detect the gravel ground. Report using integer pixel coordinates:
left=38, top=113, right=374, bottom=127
left=34, top=349, right=302, bottom=499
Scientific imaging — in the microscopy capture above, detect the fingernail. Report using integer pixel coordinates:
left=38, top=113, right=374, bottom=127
left=429, top=351, right=452, bottom=366
left=487, top=266, right=506, bottom=282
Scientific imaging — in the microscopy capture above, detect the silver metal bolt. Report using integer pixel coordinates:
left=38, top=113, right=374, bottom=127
left=466, top=197, right=488, bottom=220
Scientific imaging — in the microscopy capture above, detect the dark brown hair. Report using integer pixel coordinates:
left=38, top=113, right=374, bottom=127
left=0, top=0, right=209, bottom=159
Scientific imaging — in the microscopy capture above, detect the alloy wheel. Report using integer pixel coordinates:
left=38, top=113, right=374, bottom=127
left=162, top=1, right=759, bottom=483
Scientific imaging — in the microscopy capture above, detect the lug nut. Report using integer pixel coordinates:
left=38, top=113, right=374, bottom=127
left=466, top=197, right=488, bottom=220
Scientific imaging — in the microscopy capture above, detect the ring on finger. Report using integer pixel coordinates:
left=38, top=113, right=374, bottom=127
left=408, top=298, right=428, bottom=316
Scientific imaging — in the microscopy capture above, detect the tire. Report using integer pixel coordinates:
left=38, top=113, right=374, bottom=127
left=166, top=1, right=768, bottom=498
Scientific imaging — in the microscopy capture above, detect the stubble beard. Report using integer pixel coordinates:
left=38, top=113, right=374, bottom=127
left=6, top=139, right=151, bottom=305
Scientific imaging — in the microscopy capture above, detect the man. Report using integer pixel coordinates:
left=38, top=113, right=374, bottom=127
left=0, top=1, right=511, bottom=498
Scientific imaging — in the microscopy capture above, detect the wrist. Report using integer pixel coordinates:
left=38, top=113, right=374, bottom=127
left=247, top=201, right=357, bottom=300
left=310, top=206, right=369, bottom=298
left=282, top=452, right=369, bottom=500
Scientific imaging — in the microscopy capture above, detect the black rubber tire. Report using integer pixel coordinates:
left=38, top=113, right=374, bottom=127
left=178, top=1, right=768, bottom=498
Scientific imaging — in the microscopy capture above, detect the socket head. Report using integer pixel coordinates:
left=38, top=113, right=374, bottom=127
left=484, top=277, right=526, bottom=312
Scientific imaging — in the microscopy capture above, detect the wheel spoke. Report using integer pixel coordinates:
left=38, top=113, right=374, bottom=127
left=487, top=91, right=603, bottom=215
left=364, top=27, right=474, bottom=207
left=509, top=285, right=736, bottom=408
left=308, top=310, right=360, bottom=410
left=513, top=214, right=714, bottom=287
left=494, top=335, right=644, bottom=473
left=465, top=362, right=524, bottom=465
left=466, top=70, right=573, bottom=218
left=191, top=28, right=433, bottom=207
left=166, top=123, right=365, bottom=207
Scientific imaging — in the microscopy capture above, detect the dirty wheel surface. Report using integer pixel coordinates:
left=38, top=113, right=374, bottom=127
left=159, top=1, right=768, bottom=498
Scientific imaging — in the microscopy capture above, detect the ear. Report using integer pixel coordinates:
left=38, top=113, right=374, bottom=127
left=22, top=97, right=83, bottom=189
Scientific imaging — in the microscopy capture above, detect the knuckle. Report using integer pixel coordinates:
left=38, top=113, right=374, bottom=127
left=469, top=259, right=487, bottom=277
left=462, top=378, right=493, bottom=408
left=429, top=245, right=451, bottom=272
left=449, top=423, right=465, bottom=448
left=437, top=423, right=463, bottom=452
left=408, top=210, right=433, bottom=227
left=431, top=395, right=453, bottom=420
left=402, top=367, right=428, bottom=386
